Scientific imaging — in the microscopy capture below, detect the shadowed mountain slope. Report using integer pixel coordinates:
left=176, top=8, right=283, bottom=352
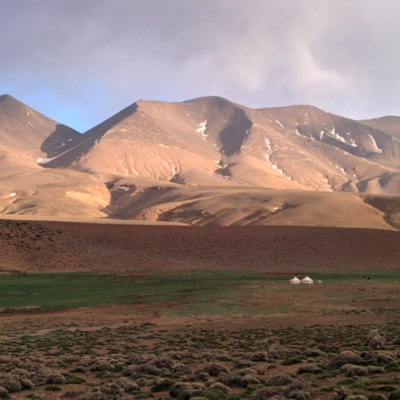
left=2, top=94, right=400, bottom=227
left=0, top=94, right=80, bottom=177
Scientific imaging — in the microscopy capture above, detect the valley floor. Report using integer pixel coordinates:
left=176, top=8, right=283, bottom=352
left=0, top=272, right=400, bottom=400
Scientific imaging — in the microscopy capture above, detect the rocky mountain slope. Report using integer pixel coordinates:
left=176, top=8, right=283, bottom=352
left=38, top=96, right=400, bottom=193
left=1, top=94, right=400, bottom=228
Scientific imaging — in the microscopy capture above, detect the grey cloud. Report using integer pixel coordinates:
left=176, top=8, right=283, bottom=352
left=1, top=0, right=400, bottom=129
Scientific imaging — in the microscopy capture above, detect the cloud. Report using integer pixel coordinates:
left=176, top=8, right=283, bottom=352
left=1, top=0, right=400, bottom=130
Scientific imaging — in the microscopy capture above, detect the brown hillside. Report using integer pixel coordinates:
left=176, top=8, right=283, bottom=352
left=1, top=220, right=400, bottom=273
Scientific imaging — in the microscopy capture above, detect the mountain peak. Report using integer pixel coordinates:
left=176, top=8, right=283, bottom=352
left=0, top=94, right=31, bottom=111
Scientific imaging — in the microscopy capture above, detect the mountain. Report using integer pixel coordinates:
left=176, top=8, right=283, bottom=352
left=1, top=94, right=400, bottom=229
left=360, top=116, right=400, bottom=140
left=0, top=94, right=80, bottom=176
left=0, top=95, right=109, bottom=218
left=38, top=96, right=400, bottom=194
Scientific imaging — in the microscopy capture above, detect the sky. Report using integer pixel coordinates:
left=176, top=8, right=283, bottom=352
left=1, top=0, right=400, bottom=132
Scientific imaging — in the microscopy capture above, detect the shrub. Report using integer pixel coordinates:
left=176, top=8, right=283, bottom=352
left=250, top=387, right=277, bottom=400
left=45, top=385, right=62, bottom=391
left=367, top=366, right=385, bottom=374
left=25, top=394, right=45, bottom=400
left=327, top=351, right=363, bottom=370
left=190, top=389, right=226, bottom=400
left=226, top=395, right=241, bottom=400
left=281, top=357, right=302, bottom=366
left=151, top=380, right=175, bottom=392
left=208, top=383, right=230, bottom=395
left=65, top=375, right=86, bottom=384
left=169, top=383, right=193, bottom=397
left=339, top=364, right=368, bottom=377
left=0, top=387, right=8, bottom=399
left=196, top=364, right=230, bottom=377
left=116, top=378, right=139, bottom=392
left=267, top=373, right=295, bottom=386
left=44, top=373, right=66, bottom=385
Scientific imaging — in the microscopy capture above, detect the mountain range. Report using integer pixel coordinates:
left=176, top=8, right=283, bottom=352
left=1, top=93, right=400, bottom=229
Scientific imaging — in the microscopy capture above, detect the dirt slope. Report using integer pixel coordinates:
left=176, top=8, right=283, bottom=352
left=102, top=182, right=397, bottom=230
left=1, top=220, right=399, bottom=273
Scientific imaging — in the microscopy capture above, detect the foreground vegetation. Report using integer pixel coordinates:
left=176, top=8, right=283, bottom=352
left=0, top=320, right=400, bottom=399
left=0, top=272, right=400, bottom=399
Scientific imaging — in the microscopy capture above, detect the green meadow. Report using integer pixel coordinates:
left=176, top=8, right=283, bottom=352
left=0, top=271, right=399, bottom=315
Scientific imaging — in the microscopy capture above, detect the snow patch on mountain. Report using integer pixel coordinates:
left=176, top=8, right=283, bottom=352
left=327, top=127, right=347, bottom=143
left=197, top=121, right=208, bottom=137
left=369, top=134, right=383, bottom=153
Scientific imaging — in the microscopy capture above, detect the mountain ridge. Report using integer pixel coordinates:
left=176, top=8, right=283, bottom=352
left=1, top=94, right=400, bottom=228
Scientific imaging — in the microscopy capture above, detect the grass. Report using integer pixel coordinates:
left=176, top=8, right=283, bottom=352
left=0, top=271, right=399, bottom=316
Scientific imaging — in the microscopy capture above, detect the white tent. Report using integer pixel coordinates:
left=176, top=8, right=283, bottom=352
left=290, top=277, right=301, bottom=284
left=301, top=276, right=314, bottom=284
